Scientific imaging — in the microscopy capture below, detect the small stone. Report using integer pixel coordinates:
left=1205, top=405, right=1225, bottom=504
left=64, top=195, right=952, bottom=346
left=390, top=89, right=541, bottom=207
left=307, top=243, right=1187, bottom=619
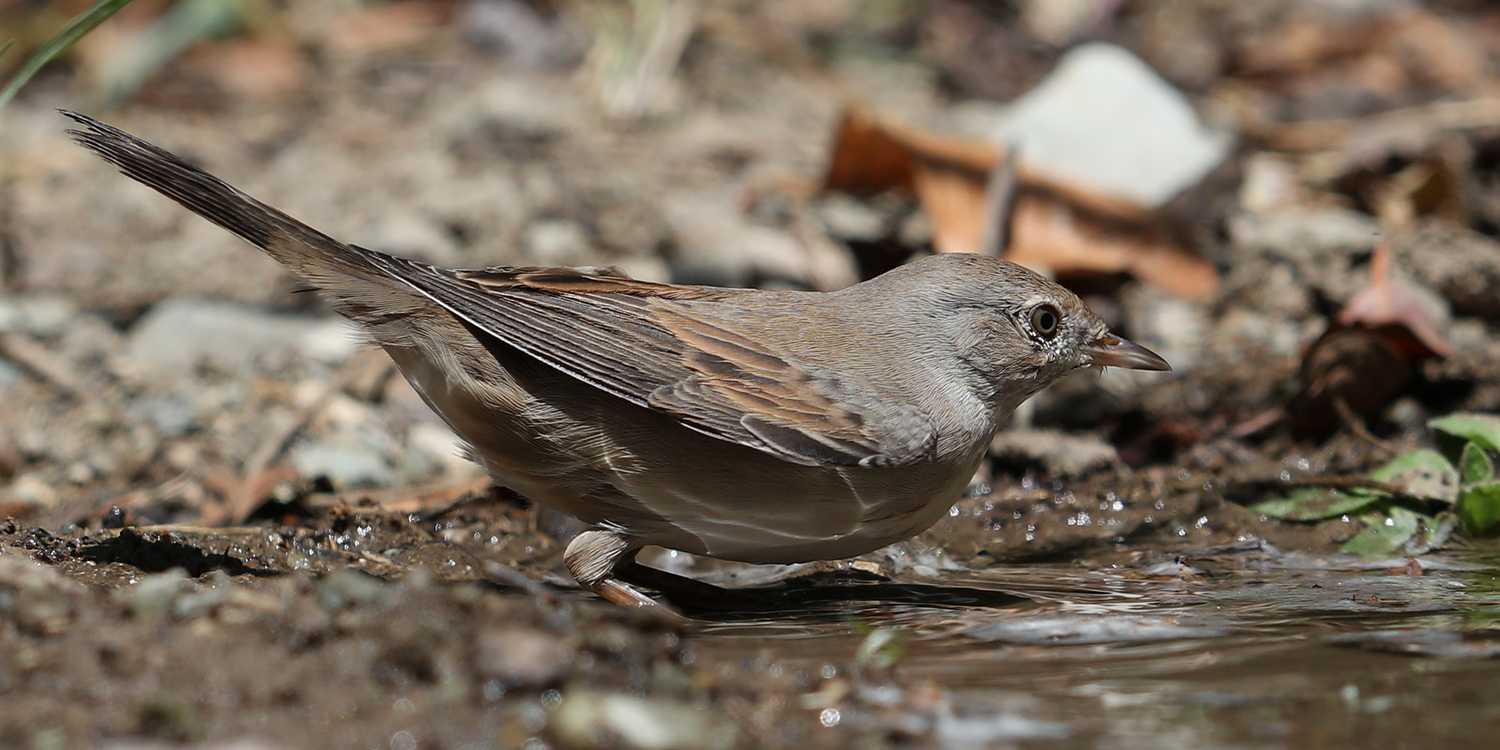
left=522, top=219, right=593, bottom=266
left=125, top=568, right=190, bottom=623
left=0, top=359, right=22, bottom=387
left=289, top=442, right=394, bottom=489
left=475, top=627, right=573, bottom=687
left=462, top=0, right=583, bottom=67
left=8, top=473, right=58, bottom=508
left=554, top=691, right=739, bottom=750
left=0, top=294, right=77, bottom=337
left=815, top=194, right=888, bottom=242
left=130, top=396, right=198, bottom=436
left=465, top=76, right=581, bottom=139
left=1393, top=220, right=1500, bottom=317
left=990, top=428, right=1118, bottom=478
left=0, top=553, right=86, bottom=635
left=610, top=256, right=672, bottom=284
left=360, top=213, right=463, bottom=268
left=407, top=422, right=482, bottom=479
left=1122, top=287, right=1210, bottom=372
left=318, top=569, right=387, bottom=610
left=120, top=298, right=358, bottom=378
left=664, top=193, right=857, bottom=289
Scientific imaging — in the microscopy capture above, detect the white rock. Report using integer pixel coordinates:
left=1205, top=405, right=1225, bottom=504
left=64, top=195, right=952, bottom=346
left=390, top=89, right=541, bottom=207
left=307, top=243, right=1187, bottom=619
left=992, top=42, right=1228, bottom=207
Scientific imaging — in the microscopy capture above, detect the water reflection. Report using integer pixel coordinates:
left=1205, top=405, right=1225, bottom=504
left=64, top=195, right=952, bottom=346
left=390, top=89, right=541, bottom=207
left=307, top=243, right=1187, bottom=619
left=687, top=544, right=1500, bottom=749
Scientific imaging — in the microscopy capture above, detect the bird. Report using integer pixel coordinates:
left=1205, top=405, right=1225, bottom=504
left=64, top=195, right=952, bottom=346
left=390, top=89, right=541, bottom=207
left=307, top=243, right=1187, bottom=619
left=64, top=111, right=1170, bottom=609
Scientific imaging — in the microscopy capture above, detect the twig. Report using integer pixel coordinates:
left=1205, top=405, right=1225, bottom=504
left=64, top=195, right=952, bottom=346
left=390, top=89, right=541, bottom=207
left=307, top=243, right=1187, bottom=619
left=0, top=331, right=90, bottom=397
left=1332, top=394, right=1398, bottom=456
left=980, top=142, right=1021, bottom=257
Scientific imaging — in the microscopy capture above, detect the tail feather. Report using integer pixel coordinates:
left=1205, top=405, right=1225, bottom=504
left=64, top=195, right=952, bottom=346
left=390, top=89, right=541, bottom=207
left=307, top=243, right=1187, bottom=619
left=63, top=110, right=436, bottom=343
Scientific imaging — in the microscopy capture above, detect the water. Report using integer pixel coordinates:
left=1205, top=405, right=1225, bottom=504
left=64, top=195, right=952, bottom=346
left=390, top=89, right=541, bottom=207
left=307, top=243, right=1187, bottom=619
left=687, top=545, right=1500, bottom=749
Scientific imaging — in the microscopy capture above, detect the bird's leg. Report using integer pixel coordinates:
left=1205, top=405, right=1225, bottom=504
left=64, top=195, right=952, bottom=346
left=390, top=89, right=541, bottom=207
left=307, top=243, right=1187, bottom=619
left=564, top=528, right=658, bottom=608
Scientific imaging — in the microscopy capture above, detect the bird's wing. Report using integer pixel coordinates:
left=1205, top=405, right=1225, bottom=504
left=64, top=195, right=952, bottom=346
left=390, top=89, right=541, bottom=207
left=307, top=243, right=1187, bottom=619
left=366, top=256, right=937, bottom=467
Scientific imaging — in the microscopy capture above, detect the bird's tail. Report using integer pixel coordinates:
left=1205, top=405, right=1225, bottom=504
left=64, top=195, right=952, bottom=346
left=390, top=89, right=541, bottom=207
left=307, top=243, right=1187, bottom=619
left=63, top=110, right=429, bottom=340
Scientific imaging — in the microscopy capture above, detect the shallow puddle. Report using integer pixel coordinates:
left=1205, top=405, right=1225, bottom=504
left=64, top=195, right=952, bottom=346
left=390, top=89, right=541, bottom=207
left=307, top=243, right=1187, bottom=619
left=687, top=546, right=1500, bottom=749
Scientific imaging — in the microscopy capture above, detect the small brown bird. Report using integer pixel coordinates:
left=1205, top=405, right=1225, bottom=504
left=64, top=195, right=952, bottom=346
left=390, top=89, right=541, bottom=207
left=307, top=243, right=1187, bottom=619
left=65, top=112, right=1169, bottom=608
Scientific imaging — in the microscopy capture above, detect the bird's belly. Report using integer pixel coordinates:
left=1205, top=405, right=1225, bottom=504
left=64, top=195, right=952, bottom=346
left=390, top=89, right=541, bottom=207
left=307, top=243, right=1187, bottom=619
left=386, top=344, right=983, bottom=565
left=666, top=491, right=960, bottom=565
left=605, top=451, right=982, bottom=565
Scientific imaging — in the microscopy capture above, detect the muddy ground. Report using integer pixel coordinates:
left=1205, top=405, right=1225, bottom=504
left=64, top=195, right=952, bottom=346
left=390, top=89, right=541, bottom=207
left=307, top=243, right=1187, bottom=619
left=4, top=1, right=1500, bottom=748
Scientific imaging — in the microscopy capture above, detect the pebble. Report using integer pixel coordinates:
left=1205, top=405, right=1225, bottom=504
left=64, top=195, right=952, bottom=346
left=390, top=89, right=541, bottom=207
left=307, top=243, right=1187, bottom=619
left=815, top=194, right=889, bottom=242
left=360, top=213, right=463, bottom=268
left=120, top=298, right=358, bottom=378
left=664, top=193, right=857, bottom=289
left=318, top=569, right=387, bottom=610
left=990, top=428, right=1118, bottom=478
left=124, top=568, right=190, bottom=623
left=991, top=42, right=1228, bottom=207
left=522, top=219, right=593, bottom=266
left=554, top=691, right=739, bottom=750
left=130, top=396, right=199, bottom=437
left=0, top=293, right=78, bottom=337
left=475, top=627, right=573, bottom=687
left=289, top=442, right=395, bottom=489
left=407, top=422, right=483, bottom=479
left=1123, top=286, right=1211, bottom=373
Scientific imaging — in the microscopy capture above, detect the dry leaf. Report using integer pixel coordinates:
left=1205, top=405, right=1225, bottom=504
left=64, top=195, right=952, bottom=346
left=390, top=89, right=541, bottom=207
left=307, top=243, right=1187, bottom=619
left=1289, top=327, right=1409, bottom=440
left=1289, top=242, right=1451, bottom=439
left=822, top=109, right=1219, bottom=297
left=1337, top=242, right=1453, bottom=359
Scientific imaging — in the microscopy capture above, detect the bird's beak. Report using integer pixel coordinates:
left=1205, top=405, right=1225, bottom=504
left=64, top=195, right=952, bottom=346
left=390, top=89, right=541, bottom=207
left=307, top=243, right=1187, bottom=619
left=1086, top=333, right=1171, bottom=371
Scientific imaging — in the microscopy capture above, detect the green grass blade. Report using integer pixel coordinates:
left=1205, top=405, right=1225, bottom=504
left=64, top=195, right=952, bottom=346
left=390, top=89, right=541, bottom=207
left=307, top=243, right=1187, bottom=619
left=0, top=0, right=137, bottom=110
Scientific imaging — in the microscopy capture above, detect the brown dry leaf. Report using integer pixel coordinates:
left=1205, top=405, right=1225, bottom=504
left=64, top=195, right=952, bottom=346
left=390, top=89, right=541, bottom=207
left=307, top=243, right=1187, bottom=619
left=822, top=109, right=1218, bottom=297
left=1288, top=243, right=1452, bottom=440
left=1337, top=242, right=1454, bottom=359
left=1288, top=327, right=1409, bottom=440
left=1006, top=198, right=1219, bottom=298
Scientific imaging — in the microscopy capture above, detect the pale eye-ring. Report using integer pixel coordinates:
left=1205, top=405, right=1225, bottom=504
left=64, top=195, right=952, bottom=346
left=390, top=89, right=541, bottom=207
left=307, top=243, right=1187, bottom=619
left=1029, top=303, right=1062, bottom=339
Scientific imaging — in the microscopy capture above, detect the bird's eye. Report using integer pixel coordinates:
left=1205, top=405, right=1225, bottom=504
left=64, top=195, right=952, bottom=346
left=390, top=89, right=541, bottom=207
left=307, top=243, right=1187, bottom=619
left=1029, top=304, right=1061, bottom=339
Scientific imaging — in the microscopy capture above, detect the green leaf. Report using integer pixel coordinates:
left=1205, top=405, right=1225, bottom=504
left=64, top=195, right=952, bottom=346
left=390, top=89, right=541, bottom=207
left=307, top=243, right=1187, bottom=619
left=1370, top=449, right=1458, bottom=502
left=1460, top=442, right=1495, bottom=486
left=0, top=0, right=137, bottom=110
left=1456, top=482, right=1500, bottom=535
left=1341, top=506, right=1422, bottom=557
left=1251, top=487, right=1384, bottom=521
left=1430, top=413, right=1500, bottom=453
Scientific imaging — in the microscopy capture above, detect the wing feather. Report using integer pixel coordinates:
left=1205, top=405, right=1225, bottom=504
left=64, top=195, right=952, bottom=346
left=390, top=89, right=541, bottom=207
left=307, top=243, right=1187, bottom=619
left=365, top=253, right=936, bottom=467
